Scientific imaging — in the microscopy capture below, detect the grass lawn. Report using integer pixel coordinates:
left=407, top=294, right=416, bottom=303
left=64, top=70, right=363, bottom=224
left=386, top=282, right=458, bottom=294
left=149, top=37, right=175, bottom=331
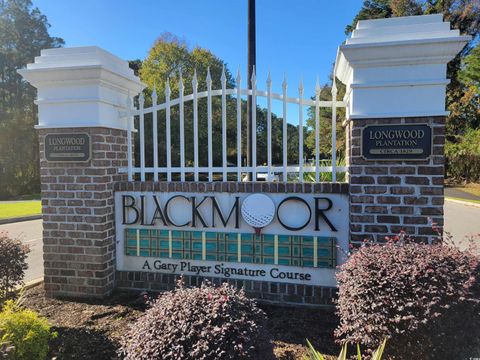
left=446, top=197, right=480, bottom=205
left=0, top=201, right=41, bottom=220
left=461, top=183, right=480, bottom=197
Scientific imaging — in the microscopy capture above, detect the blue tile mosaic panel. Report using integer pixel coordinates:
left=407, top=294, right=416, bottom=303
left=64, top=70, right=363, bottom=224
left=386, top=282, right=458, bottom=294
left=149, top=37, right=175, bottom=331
left=124, top=229, right=336, bottom=268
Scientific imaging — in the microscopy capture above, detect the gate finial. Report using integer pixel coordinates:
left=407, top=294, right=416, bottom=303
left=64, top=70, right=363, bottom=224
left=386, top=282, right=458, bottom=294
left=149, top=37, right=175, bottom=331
left=206, top=66, right=212, bottom=85
left=221, top=64, right=226, bottom=84
left=192, top=69, right=198, bottom=88
left=236, top=67, right=241, bottom=85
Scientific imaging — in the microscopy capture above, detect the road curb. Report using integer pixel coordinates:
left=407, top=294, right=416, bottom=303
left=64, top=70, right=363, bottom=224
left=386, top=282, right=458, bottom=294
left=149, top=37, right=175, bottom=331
left=0, top=215, right=42, bottom=225
left=16, top=277, right=44, bottom=291
left=445, top=197, right=480, bottom=209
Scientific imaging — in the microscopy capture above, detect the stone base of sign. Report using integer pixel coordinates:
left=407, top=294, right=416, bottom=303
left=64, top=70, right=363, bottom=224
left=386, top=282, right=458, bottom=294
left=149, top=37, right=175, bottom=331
left=345, top=116, right=445, bottom=244
left=38, top=127, right=128, bottom=299
left=116, top=271, right=337, bottom=306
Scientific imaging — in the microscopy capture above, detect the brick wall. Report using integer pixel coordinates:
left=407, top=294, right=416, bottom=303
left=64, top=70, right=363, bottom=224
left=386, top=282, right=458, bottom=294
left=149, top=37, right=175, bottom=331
left=113, top=181, right=349, bottom=194
left=345, top=116, right=445, bottom=244
left=38, top=127, right=128, bottom=298
left=116, top=272, right=337, bottom=307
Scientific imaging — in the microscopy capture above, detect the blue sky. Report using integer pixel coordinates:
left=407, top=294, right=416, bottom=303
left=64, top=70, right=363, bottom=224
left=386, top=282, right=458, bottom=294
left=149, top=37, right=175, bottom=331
left=32, top=0, right=362, bottom=102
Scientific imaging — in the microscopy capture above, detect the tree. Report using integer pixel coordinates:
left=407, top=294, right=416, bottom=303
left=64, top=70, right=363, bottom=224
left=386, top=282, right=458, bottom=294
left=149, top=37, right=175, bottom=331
left=345, top=0, right=480, bottom=139
left=451, top=43, right=480, bottom=131
left=0, top=0, right=64, bottom=198
left=459, top=43, right=480, bottom=88
left=136, top=33, right=238, bottom=176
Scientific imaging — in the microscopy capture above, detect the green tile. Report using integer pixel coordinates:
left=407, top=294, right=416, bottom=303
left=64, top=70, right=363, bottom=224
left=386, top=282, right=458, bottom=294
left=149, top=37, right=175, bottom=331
left=227, top=243, right=238, bottom=253
left=302, top=236, right=314, bottom=245
left=263, top=234, right=275, bottom=242
left=241, top=234, right=253, bottom=241
left=159, top=240, right=169, bottom=250
left=278, top=235, right=290, bottom=244
left=241, top=244, right=253, bottom=254
left=206, top=232, right=217, bottom=240
left=303, top=248, right=314, bottom=257
left=172, top=230, right=183, bottom=239
left=205, top=241, right=217, bottom=251
left=318, top=248, right=331, bottom=257
left=122, top=229, right=336, bottom=269
left=278, top=246, right=291, bottom=256
left=159, top=229, right=169, bottom=237
left=263, top=245, right=274, bottom=255
left=303, top=260, right=314, bottom=267
left=192, top=231, right=203, bottom=240
left=172, top=241, right=183, bottom=250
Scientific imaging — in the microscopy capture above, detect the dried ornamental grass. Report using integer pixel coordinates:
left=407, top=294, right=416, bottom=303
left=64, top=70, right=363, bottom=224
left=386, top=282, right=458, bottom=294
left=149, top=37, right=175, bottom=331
left=120, top=279, right=273, bottom=360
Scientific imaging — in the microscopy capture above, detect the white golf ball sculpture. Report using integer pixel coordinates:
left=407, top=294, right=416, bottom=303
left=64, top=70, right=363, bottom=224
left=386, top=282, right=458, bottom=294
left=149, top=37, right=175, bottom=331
left=241, top=194, right=275, bottom=235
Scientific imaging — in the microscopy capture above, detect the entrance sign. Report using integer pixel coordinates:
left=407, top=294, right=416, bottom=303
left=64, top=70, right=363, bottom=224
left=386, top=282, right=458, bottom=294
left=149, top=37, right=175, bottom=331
left=44, top=133, right=91, bottom=162
left=115, top=191, right=349, bottom=287
left=362, top=124, right=432, bottom=160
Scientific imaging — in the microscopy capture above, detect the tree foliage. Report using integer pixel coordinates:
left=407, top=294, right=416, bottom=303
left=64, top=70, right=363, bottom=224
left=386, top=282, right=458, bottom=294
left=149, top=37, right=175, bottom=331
left=135, top=33, right=304, bottom=178
left=305, top=79, right=347, bottom=161
left=0, top=0, right=64, bottom=198
left=345, top=0, right=480, bottom=141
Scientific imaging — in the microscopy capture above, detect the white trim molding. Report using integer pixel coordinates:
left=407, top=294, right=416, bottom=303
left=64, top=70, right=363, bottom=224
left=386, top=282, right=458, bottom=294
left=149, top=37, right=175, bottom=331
left=335, top=14, right=470, bottom=120
left=18, top=46, right=145, bottom=130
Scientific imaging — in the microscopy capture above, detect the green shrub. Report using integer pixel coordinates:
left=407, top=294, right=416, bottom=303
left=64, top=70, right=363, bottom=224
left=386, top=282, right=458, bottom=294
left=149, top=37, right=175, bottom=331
left=0, top=232, right=29, bottom=303
left=335, top=238, right=480, bottom=359
left=303, top=157, right=346, bottom=182
left=0, top=300, right=56, bottom=360
left=445, top=128, right=480, bottom=182
left=120, top=280, right=273, bottom=360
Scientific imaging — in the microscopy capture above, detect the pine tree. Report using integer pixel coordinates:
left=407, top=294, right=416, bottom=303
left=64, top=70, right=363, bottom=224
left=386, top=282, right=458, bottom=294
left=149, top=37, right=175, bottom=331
left=0, top=0, right=64, bottom=197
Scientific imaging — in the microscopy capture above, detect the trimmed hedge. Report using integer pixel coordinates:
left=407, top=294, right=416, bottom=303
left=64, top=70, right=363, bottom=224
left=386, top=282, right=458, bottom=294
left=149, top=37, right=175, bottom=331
left=120, top=280, right=273, bottom=360
left=335, top=239, right=480, bottom=359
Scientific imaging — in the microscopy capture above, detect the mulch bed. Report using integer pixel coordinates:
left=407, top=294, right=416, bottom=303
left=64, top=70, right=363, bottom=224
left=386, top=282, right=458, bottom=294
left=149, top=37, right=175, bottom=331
left=22, top=284, right=340, bottom=359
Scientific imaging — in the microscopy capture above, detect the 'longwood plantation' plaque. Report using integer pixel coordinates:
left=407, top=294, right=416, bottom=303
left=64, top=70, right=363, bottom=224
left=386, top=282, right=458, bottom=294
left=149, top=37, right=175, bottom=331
left=45, top=133, right=91, bottom=162
left=362, top=124, right=432, bottom=160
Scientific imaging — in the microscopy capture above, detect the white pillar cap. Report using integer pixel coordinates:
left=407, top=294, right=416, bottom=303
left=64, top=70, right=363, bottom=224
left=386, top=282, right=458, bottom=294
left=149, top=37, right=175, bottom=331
left=335, top=14, right=470, bottom=120
left=18, top=46, right=145, bottom=130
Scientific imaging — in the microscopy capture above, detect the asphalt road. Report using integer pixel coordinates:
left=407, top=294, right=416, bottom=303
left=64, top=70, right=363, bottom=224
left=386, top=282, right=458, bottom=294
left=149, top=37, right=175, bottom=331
left=0, top=219, right=43, bottom=283
left=0, top=201, right=478, bottom=282
left=444, top=200, right=480, bottom=252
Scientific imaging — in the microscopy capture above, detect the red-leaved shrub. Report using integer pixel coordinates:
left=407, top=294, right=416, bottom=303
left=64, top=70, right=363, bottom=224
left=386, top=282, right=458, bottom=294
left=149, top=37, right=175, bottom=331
left=120, top=280, right=273, bottom=360
left=335, top=239, right=480, bottom=359
left=0, top=232, right=29, bottom=302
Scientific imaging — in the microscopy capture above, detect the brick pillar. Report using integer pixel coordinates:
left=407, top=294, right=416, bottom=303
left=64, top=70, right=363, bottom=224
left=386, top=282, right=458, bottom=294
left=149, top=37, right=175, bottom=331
left=19, top=47, right=143, bottom=298
left=334, top=15, right=469, bottom=245
left=38, top=128, right=128, bottom=297
left=345, top=117, right=445, bottom=243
